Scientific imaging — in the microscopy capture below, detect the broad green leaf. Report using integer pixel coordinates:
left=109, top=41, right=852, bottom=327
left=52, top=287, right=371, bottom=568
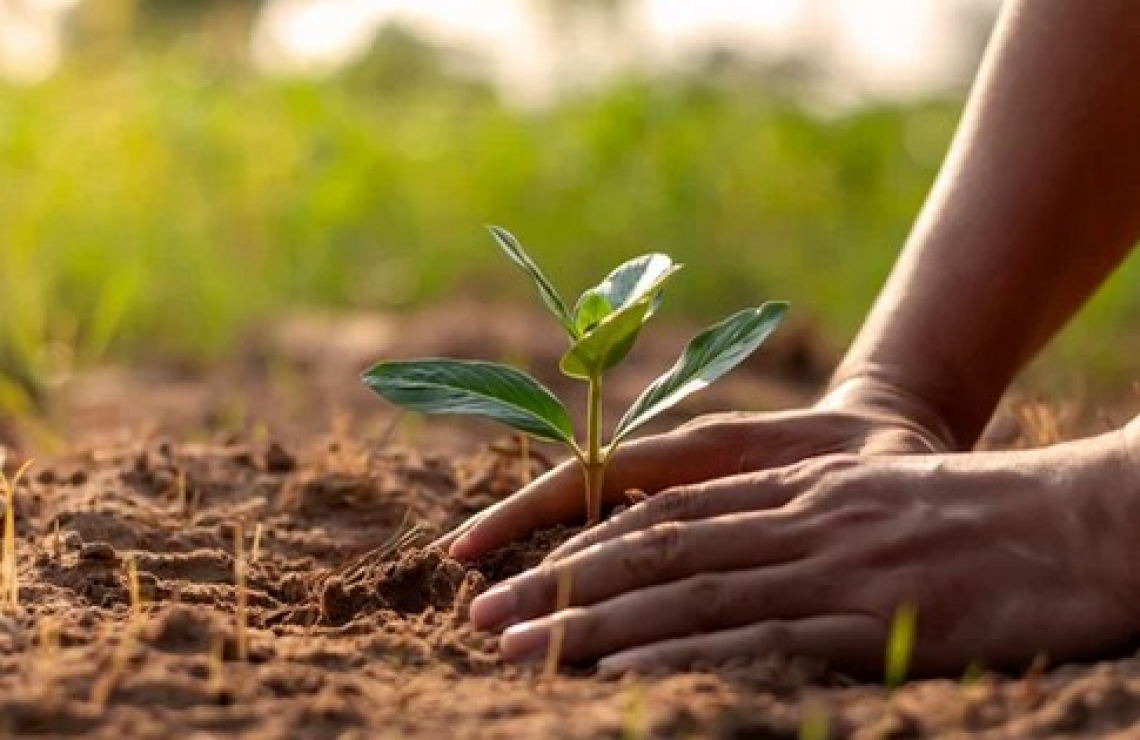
left=612, top=302, right=788, bottom=444
left=488, top=226, right=576, bottom=337
left=573, top=292, right=611, bottom=335
left=560, top=264, right=683, bottom=379
left=577, top=254, right=679, bottom=322
left=560, top=298, right=652, bottom=379
left=362, top=359, right=575, bottom=445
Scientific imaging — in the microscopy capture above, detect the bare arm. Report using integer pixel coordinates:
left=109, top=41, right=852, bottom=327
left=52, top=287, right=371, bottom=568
left=830, top=0, right=1140, bottom=449
left=441, top=0, right=1140, bottom=560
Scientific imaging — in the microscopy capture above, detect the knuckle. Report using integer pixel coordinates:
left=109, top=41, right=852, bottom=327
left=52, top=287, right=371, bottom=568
left=755, top=621, right=795, bottom=654
left=564, top=607, right=604, bottom=651
left=686, top=574, right=729, bottom=631
left=624, top=522, right=688, bottom=578
left=798, top=453, right=861, bottom=481
left=648, top=486, right=705, bottom=522
left=519, top=563, right=562, bottom=613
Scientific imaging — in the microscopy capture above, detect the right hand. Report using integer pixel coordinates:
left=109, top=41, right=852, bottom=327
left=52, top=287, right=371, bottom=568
left=435, top=376, right=957, bottom=561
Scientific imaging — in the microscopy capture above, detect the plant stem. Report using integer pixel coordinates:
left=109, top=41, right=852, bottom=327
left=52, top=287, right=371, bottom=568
left=584, top=375, right=605, bottom=525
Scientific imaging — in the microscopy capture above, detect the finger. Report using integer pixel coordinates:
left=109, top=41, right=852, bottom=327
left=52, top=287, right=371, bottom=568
left=546, top=470, right=806, bottom=562
left=448, top=428, right=750, bottom=561
left=597, top=614, right=886, bottom=676
left=429, top=508, right=491, bottom=554
left=469, top=511, right=810, bottom=630
left=498, top=561, right=841, bottom=664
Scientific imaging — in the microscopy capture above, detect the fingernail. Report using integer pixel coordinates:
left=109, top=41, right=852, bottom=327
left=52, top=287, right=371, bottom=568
left=597, top=656, right=633, bottom=676
left=469, top=585, right=517, bottom=630
left=449, top=532, right=476, bottom=561
left=501, top=621, right=549, bottom=661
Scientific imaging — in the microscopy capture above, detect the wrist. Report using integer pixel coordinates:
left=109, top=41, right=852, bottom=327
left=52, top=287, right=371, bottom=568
left=1082, top=422, right=1140, bottom=628
left=816, top=374, right=959, bottom=452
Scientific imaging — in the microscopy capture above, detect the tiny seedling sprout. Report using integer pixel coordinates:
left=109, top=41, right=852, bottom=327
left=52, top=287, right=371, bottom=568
left=363, top=227, right=787, bottom=525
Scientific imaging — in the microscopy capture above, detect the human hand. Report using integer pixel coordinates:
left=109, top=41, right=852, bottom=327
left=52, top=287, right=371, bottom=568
left=437, top=376, right=955, bottom=561
left=468, top=427, right=1140, bottom=676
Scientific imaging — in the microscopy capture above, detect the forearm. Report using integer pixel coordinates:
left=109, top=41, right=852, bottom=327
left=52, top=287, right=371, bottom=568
left=830, top=0, right=1140, bottom=449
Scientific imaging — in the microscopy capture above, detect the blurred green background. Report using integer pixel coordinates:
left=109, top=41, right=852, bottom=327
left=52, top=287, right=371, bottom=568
left=2, top=0, right=1138, bottom=415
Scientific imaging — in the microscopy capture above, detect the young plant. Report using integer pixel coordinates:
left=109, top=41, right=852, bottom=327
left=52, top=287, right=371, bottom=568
left=362, top=227, right=787, bottom=525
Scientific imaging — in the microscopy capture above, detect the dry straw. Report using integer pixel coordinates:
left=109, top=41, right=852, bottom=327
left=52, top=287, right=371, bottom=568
left=1, top=458, right=33, bottom=612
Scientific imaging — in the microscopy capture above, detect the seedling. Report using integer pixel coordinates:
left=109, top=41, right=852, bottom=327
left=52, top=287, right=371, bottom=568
left=885, top=602, right=918, bottom=689
left=363, top=227, right=787, bottom=524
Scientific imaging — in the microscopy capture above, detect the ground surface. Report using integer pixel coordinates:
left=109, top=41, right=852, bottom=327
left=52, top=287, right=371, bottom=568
left=2, top=305, right=1139, bottom=739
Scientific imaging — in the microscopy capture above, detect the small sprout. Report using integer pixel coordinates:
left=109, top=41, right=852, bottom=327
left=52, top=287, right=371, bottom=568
left=885, top=602, right=918, bottom=689
left=798, top=703, right=830, bottom=740
left=363, top=227, right=787, bottom=525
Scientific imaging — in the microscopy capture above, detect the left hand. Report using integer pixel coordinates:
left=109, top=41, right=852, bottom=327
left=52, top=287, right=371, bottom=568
left=468, top=429, right=1140, bottom=677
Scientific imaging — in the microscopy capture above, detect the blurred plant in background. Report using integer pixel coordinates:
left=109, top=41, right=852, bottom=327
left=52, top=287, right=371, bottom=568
left=0, top=0, right=1136, bottom=413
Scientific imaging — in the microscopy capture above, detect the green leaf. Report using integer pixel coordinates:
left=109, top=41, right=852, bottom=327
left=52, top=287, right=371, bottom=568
left=561, top=257, right=684, bottom=379
left=612, top=302, right=788, bottom=444
left=572, top=292, right=611, bottom=335
left=577, top=254, right=679, bottom=321
left=560, top=298, right=652, bottom=379
left=362, top=359, right=575, bottom=445
left=488, top=226, right=576, bottom=337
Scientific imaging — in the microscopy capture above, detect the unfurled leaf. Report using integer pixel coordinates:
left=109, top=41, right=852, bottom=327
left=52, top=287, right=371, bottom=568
left=577, top=254, right=679, bottom=322
left=488, top=226, right=576, bottom=337
left=560, top=298, right=652, bottom=379
left=362, top=359, right=575, bottom=445
left=612, top=302, right=788, bottom=444
left=573, top=292, right=611, bottom=336
left=561, top=258, right=684, bottom=379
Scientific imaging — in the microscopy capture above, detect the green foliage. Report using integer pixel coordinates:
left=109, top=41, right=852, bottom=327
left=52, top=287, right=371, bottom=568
left=613, top=303, right=788, bottom=445
left=362, top=359, right=574, bottom=445
left=1, top=35, right=1135, bottom=410
left=561, top=254, right=681, bottom=378
left=362, top=228, right=786, bottom=524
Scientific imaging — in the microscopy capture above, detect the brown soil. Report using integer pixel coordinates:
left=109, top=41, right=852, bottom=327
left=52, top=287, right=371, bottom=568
left=1, top=305, right=1139, bottom=739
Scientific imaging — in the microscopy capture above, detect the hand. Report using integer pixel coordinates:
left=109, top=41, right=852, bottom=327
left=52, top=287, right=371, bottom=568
left=438, top=377, right=956, bottom=561
left=468, top=427, right=1140, bottom=676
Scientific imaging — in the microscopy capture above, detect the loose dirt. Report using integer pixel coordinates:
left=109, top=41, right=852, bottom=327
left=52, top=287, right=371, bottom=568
left=1, top=305, right=1138, bottom=739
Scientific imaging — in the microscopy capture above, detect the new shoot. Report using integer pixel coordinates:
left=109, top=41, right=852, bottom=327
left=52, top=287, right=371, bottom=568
left=363, top=227, right=787, bottom=525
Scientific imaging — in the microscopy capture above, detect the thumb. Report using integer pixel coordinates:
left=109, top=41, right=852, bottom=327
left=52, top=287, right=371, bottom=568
left=444, top=424, right=747, bottom=560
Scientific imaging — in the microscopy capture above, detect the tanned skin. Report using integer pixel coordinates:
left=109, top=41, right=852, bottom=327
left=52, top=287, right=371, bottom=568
left=435, top=0, right=1140, bottom=676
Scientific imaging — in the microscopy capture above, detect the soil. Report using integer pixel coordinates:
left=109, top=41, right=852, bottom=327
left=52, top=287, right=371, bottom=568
left=1, top=304, right=1139, bottom=739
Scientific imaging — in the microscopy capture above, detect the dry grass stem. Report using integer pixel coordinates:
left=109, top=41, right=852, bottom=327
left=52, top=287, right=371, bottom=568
left=517, top=433, right=532, bottom=485
left=542, top=568, right=573, bottom=686
left=1, top=459, right=33, bottom=612
left=1017, top=401, right=1061, bottom=446
left=233, top=523, right=249, bottom=662
left=250, top=522, right=264, bottom=564
left=125, top=556, right=143, bottom=623
left=207, top=632, right=227, bottom=698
